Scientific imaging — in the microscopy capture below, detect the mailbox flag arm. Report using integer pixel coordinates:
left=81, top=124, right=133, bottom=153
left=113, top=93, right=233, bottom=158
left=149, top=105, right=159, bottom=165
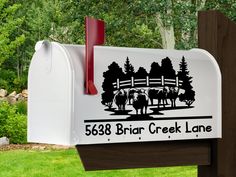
left=85, top=17, right=105, bottom=95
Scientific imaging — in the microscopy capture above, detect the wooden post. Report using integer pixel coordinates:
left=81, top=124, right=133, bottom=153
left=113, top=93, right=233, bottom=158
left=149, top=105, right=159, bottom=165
left=198, top=11, right=236, bottom=177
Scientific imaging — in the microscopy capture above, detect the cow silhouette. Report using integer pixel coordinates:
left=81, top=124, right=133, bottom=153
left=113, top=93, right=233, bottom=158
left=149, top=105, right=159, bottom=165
left=114, top=89, right=128, bottom=111
left=128, top=88, right=137, bottom=104
left=132, top=90, right=149, bottom=115
left=148, top=87, right=168, bottom=108
left=168, top=87, right=179, bottom=107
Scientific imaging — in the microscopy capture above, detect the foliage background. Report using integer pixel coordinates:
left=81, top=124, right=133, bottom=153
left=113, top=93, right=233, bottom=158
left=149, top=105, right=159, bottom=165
left=0, top=101, right=27, bottom=143
left=0, top=1, right=235, bottom=176
left=1, top=0, right=236, bottom=91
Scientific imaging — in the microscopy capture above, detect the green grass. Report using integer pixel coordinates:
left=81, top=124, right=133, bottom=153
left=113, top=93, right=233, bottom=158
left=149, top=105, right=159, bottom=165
left=0, top=148, right=197, bottom=177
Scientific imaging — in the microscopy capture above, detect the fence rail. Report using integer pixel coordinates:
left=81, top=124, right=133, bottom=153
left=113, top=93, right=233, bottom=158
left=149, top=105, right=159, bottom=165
left=112, top=76, right=183, bottom=90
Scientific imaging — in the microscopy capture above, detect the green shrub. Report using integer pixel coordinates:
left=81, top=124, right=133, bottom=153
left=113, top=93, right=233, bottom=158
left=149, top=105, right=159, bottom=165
left=0, top=69, right=16, bottom=92
left=13, top=76, right=28, bottom=93
left=0, top=69, right=28, bottom=93
left=0, top=101, right=27, bottom=144
left=15, top=101, right=27, bottom=115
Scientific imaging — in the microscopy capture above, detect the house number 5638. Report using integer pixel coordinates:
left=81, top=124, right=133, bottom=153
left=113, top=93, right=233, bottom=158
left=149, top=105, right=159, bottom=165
left=85, top=124, right=111, bottom=136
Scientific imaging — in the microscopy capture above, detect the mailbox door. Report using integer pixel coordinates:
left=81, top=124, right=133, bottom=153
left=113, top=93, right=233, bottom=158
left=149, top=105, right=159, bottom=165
left=28, top=42, right=74, bottom=145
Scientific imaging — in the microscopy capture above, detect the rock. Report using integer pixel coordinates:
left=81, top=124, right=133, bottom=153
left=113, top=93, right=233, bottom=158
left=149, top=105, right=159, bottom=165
left=7, top=96, right=17, bottom=104
left=51, top=145, right=72, bottom=150
left=15, top=93, right=20, bottom=99
left=22, top=89, right=28, bottom=98
left=0, top=89, right=7, bottom=97
left=32, top=145, right=46, bottom=150
left=0, top=137, right=9, bottom=146
left=8, top=91, right=17, bottom=97
left=7, top=91, right=17, bottom=104
left=0, top=97, right=8, bottom=102
left=16, top=93, right=26, bottom=102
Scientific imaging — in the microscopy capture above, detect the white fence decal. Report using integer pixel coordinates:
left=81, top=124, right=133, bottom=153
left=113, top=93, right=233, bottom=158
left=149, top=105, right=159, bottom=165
left=113, top=76, right=183, bottom=89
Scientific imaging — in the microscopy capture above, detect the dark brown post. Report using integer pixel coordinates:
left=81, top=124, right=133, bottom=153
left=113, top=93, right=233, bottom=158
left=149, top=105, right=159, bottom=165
left=198, top=11, right=236, bottom=177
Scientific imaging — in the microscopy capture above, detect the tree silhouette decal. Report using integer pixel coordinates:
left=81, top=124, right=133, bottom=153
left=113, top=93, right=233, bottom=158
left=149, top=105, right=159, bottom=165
left=149, top=62, right=161, bottom=78
left=124, top=57, right=135, bottom=78
left=178, top=56, right=195, bottom=107
left=161, top=57, right=176, bottom=79
left=101, top=62, right=124, bottom=110
left=135, top=67, right=148, bottom=79
left=101, top=56, right=196, bottom=119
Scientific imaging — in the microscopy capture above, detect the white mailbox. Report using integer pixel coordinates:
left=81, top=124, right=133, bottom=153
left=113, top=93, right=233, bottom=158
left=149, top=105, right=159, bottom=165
left=28, top=41, right=221, bottom=145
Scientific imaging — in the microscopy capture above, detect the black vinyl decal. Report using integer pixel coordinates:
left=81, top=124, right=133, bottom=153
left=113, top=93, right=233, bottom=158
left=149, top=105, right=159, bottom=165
left=101, top=56, right=196, bottom=120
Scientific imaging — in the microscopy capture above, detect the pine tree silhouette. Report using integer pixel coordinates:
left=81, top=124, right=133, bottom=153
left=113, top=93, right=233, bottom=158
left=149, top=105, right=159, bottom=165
left=178, top=56, right=193, bottom=90
left=178, top=56, right=189, bottom=80
left=178, top=56, right=195, bottom=107
left=124, top=57, right=135, bottom=78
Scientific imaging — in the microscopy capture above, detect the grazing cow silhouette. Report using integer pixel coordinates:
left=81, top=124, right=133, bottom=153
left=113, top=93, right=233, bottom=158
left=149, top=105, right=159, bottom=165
left=128, top=88, right=137, bottom=104
left=114, top=89, right=128, bottom=111
left=132, top=90, right=149, bottom=115
left=168, top=87, right=179, bottom=107
left=148, top=87, right=168, bottom=108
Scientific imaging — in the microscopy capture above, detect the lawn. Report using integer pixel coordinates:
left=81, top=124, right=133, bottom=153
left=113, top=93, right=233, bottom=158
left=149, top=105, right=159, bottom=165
left=0, top=148, right=197, bottom=177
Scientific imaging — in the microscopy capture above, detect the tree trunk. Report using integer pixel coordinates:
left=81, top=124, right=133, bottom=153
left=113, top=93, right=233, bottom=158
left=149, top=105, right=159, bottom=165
left=16, top=47, right=20, bottom=79
left=156, top=13, right=175, bottom=49
left=189, top=0, right=206, bottom=47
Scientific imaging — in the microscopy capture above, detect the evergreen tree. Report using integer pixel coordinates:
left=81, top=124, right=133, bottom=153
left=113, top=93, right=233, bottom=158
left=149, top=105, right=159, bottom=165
left=178, top=56, right=189, bottom=80
left=178, top=56, right=195, bottom=106
left=178, top=56, right=193, bottom=90
left=124, top=57, right=134, bottom=78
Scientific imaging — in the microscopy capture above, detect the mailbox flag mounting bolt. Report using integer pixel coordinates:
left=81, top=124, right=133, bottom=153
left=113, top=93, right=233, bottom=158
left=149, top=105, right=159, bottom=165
left=85, top=17, right=105, bottom=95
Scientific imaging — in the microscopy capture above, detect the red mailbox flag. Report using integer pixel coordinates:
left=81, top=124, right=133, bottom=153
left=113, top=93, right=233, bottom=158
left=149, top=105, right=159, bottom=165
left=85, top=17, right=105, bottom=95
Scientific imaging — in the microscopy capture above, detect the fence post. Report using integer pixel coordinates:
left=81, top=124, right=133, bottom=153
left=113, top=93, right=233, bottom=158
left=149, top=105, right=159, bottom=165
left=131, top=77, right=134, bottom=87
left=146, top=76, right=149, bottom=86
left=116, top=78, right=120, bottom=89
left=161, top=76, right=164, bottom=86
left=175, top=76, right=179, bottom=87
